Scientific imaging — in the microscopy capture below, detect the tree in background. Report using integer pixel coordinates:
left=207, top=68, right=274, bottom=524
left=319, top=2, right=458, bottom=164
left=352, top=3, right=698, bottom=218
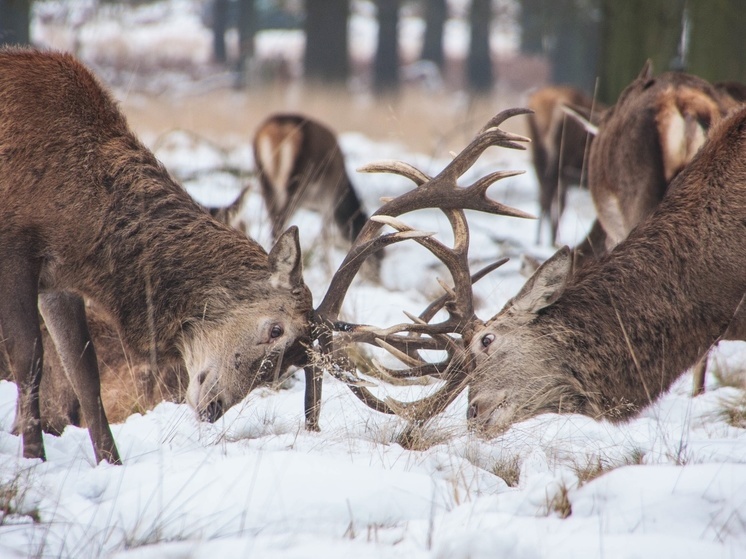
left=304, top=0, right=350, bottom=85
left=212, top=0, right=229, bottom=64
left=0, top=0, right=30, bottom=45
left=518, top=0, right=601, bottom=94
left=687, top=0, right=746, bottom=86
left=596, top=0, right=682, bottom=103
left=467, top=0, right=493, bottom=93
left=373, top=0, right=400, bottom=93
left=420, top=0, right=446, bottom=69
left=234, top=0, right=257, bottom=88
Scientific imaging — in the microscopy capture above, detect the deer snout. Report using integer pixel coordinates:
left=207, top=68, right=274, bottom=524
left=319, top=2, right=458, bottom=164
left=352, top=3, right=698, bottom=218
left=201, top=398, right=225, bottom=423
left=467, top=390, right=513, bottom=436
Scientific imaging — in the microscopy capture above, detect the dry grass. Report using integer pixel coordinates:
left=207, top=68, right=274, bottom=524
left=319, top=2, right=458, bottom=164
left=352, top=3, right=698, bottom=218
left=572, top=448, right=646, bottom=487
left=0, top=472, right=40, bottom=526
left=117, top=83, right=528, bottom=156
left=491, top=454, right=521, bottom=487
left=547, top=483, right=572, bottom=519
left=720, top=394, right=746, bottom=428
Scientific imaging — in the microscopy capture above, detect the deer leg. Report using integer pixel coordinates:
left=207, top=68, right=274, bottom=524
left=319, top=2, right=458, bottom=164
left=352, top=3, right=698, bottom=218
left=0, top=254, right=45, bottom=460
left=303, top=364, right=322, bottom=431
left=692, top=351, right=708, bottom=396
left=38, top=291, right=121, bottom=464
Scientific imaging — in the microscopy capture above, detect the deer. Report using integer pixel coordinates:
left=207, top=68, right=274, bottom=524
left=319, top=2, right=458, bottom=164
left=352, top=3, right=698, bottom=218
left=0, top=48, right=313, bottom=465
left=464, top=103, right=746, bottom=435
left=527, top=85, right=603, bottom=246
left=588, top=61, right=740, bottom=251
left=252, top=113, right=371, bottom=246
left=585, top=61, right=743, bottom=393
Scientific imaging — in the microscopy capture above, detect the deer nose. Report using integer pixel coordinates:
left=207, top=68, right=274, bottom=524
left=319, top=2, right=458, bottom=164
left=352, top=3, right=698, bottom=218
left=467, top=402, right=479, bottom=420
left=203, top=398, right=224, bottom=423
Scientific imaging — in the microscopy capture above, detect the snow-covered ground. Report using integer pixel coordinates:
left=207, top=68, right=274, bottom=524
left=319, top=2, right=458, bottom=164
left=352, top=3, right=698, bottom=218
left=1, top=2, right=745, bottom=558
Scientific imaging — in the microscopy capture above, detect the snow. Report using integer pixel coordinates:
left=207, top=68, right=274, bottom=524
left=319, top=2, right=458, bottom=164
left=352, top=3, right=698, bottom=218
left=2, top=2, right=746, bottom=558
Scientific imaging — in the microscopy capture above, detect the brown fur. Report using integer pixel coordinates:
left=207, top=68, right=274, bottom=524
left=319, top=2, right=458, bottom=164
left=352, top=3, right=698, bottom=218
left=467, top=105, right=746, bottom=435
left=253, top=113, right=369, bottom=244
left=588, top=63, right=739, bottom=250
left=0, top=48, right=313, bottom=463
left=527, top=86, right=602, bottom=245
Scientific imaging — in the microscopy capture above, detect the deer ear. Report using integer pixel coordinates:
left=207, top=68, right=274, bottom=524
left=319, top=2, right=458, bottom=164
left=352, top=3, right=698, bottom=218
left=638, top=59, right=654, bottom=81
left=268, top=226, right=304, bottom=290
left=511, top=246, right=572, bottom=314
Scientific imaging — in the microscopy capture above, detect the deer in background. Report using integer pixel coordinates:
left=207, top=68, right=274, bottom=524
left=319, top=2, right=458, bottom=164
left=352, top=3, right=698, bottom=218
left=0, top=48, right=313, bottom=464
left=466, top=104, right=746, bottom=435
left=527, top=85, right=603, bottom=246
left=588, top=61, right=739, bottom=250
left=586, top=61, right=742, bottom=392
left=253, top=113, right=370, bottom=245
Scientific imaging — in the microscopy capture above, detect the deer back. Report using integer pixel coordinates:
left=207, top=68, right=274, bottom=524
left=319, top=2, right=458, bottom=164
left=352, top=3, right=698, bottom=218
left=0, top=49, right=313, bottom=462
left=253, top=113, right=367, bottom=242
left=468, top=104, right=746, bottom=434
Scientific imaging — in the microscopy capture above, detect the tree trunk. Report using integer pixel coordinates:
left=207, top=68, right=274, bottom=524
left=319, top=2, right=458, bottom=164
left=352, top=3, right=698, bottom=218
left=234, top=0, right=257, bottom=88
left=0, top=0, right=30, bottom=45
left=373, top=0, right=400, bottom=94
left=304, top=0, right=350, bottom=85
left=467, top=0, right=493, bottom=93
left=687, top=0, right=746, bottom=84
left=597, top=0, right=682, bottom=104
left=212, top=0, right=229, bottom=64
left=421, top=0, right=446, bottom=69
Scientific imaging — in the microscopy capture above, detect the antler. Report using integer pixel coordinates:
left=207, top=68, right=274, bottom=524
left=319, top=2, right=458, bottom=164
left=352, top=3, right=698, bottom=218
left=303, top=108, right=533, bottom=429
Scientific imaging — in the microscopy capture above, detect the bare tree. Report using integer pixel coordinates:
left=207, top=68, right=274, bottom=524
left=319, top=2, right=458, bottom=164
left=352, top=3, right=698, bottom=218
left=304, top=0, right=350, bottom=85
left=467, top=0, right=493, bottom=93
left=421, top=0, right=447, bottom=69
left=374, top=0, right=401, bottom=94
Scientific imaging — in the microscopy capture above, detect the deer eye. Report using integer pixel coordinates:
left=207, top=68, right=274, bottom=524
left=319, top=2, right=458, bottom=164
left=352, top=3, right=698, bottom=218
left=270, top=324, right=284, bottom=339
left=481, top=333, right=495, bottom=348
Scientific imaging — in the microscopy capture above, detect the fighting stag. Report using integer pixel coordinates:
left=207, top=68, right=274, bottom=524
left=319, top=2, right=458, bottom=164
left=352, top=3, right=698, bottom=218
left=302, top=109, right=534, bottom=429
left=0, top=49, right=312, bottom=464
left=468, top=105, right=746, bottom=436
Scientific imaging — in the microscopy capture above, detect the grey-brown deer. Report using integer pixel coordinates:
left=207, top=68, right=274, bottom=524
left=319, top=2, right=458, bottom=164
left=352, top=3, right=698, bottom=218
left=466, top=104, right=746, bottom=435
left=0, top=48, right=313, bottom=464
left=253, top=113, right=369, bottom=244
left=527, top=85, right=602, bottom=245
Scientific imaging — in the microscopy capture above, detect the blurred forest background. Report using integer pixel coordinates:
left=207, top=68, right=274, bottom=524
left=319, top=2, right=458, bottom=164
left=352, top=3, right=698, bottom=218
left=2, top=0, right=744, bottom=104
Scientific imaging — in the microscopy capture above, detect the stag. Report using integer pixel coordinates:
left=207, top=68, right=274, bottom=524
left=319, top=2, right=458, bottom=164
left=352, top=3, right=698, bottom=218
left=253, top=113, right=370, bottom=245
left=466, top=104, right=746, bottom=435
left=527, top=85, right=602, bottom=246
left=0, top=48, right=313, bottom=464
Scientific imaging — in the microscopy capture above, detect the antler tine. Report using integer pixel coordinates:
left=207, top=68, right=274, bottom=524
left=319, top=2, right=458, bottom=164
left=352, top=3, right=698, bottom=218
left=436, top=110, right=532, bottom=183
left=357, top=160, right=431, bottom=185
left=419, top=258, right=509, bottom=323
left=478, top=107, right=534, bottom=134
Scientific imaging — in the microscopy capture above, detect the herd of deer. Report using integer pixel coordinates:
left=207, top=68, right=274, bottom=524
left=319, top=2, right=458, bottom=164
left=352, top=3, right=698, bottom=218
left=1, top=47, right=744, bottom=465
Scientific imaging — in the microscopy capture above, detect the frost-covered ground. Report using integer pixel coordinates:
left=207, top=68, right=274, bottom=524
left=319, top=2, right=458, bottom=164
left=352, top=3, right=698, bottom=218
left=2, top=1, right=746, bottom=558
